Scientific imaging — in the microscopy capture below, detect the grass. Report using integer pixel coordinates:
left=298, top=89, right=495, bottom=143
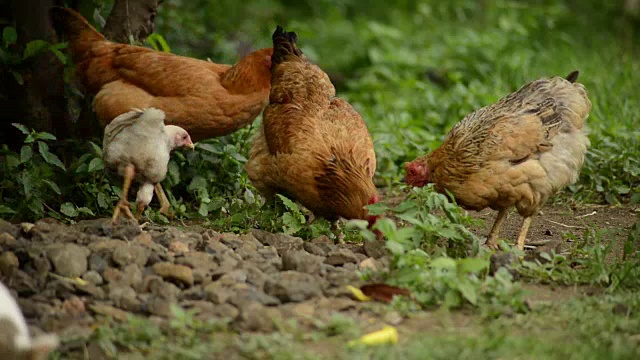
left=58, top=291, right=640, bottom=359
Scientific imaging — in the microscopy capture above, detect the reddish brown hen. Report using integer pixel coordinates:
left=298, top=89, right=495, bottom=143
left=245, top=26, right=380, bottom=239
left=405, top=71, right=591, bottom=250
left=49, top=7, right=273, bottom=142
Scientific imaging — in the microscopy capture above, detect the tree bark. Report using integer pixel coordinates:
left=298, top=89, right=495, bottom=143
left=74, top=0, right=163, bottom=140
left=103, top=0, right=163, bottom=43
left=0, top=0, right=70, bottom=150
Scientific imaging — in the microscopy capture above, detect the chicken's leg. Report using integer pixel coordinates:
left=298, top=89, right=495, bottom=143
left=485, top=208, right=508, bottom=249
left=516, top=216, right=532, bottom=251
left=111, top=164, right=136, bottom=223
left=154, top=183, right=172, bottom=216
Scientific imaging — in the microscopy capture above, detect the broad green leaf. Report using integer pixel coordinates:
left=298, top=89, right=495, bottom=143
left=10, top=71, right=23, bottom=85
left=12, top=123, right=30, bottom=135
left=97, top=193, right=108, bottom=209
left=88, top=158, right=104, bottom=172
left=20, top=145, right=33, bottom=163
left=282, top=213, right=303, bottom=235
left=3, top=27, right=17, bottom=47
left=34, top=132, right=56, bottom=141
left=23, top=40, right=49, bottom=60
left=430, top=257, right=457, bottom=270
left=60, top=202, right=78, bottom=217
left=276, top=194, right=300, bottom=213
left=0, top=205, right=16, bottom=214
left=457, top=281, right=478, bottom=305
left=459, top=258, right=488, bottom=274
left=43, top=180, right=61, bottom=195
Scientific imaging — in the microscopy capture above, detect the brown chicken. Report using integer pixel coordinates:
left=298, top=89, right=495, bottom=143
left=405, top=71, right=591, bottom=250
left=103, top=108, right=194, bottom=222
left=245, top=26, right=380, bottom=238
left=49, top=7, right=273, bottom=142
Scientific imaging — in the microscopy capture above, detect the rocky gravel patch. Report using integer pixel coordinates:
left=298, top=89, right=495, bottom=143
left=0, top=218, right=392, bottom=352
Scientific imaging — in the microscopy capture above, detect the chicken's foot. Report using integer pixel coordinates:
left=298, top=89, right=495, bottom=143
left=485, top=208, right=508, bottom=249
left=135, top=201, right=146, bottom=221
left=111, top=164, right=136, bottom=223
left=154, top=183, right=173, bottom=218
left=516, top=216, right=532, bottom=251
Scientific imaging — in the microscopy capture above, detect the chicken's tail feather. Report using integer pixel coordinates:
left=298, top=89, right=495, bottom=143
left=565, top=70, right=580, bottom=83
left=49, top=7, right=105, bottom=60
left=271, top=25, right=302, bottom=67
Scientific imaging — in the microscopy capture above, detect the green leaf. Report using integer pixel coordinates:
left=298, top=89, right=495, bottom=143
left=60, top=202, right=78, bottom=217
left=457, top=281, right=478, bottom=305
left=145, top=33, right=171, bottom=53
left=0, top=205, right=16, bottom=214
left=20, top=145, right=33, bottom=163
left=10, top=71, right=23, bottom=85
left=38, top=142, right=65, bottom=170
left=282, top=213, right=303, bottom=235
left=34, top=132, right=57, bottom=141
left=430, top=257, right=457, bottom=270
left=12, top=123, right=30, bottom=135
left=43, top=180, right=61, bottom=195
left=3, top=27, right=17, bottom=47
left=97, top=193, right=108, bottom=209
left=459, top=258, right=488, bottom=274
left=23, top=40, right=49, bottom=60
left=88, top=158, right=104, bottom=172
left=276, top=194, right=301, bottom=213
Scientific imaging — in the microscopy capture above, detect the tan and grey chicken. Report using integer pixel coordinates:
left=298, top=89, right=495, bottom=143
left=405, top=71, right=591, bottom=250
left=103, top=108, right=194, bottom=222
left=245, top=26, right=380, bottom=239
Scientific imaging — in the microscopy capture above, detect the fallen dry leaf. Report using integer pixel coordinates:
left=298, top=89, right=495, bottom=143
left=359, top=283, right=412, bottom=303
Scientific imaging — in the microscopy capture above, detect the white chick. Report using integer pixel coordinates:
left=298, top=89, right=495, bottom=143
left=103, top=108, right=194, bottom=222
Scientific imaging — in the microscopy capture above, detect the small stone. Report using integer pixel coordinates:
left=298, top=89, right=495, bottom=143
left=235, top=302, right=281, bottom=332
left=358, top=257, right=380, bottom=272
left=103, top=267, right=124, bottom=284
left=62, top=296, right=86, bottom=317
left=0, top=219, right=18, bottom=238
left=82, top=271, right=104, bottom=286
left=289, top=302, right=315, bottom=318
left=122, top=264, right=143, bottom=291
left=243, top=266, right=267, bottom=289
left=251, top=230, right=304, bottom=256
left=363, top=238, right=388, bottom=259
left=303, top=242, right=326, bottom=256
left=0, top=251, right=19, bottom=276
left=88, top=252, right=111, bottom=274
left=148, top=279, right=181, bottom=300
left=355, top=253, right=368, bottom=262
left=146, top=297, right=174, bottom=317
left=0, top=232, right=17, bottom=247
left=204, top=282, right=234, bottom=304
left=220, top=233, right=243, bottom=249
left=264, top=271, right=323, bottom=303
left=176, top=252, right=217, bottom=285
left=229, top=286, right=281, bottom=308
left=383, top=311, right=403, bottom=325
left=324, top=248, right=358, bottom=266
left=311, top=236, right=336, bottom=254
left=209, top=303, right=239, bottom=320
left=20, top=222, right=35, bottom=234
left=218, top=270, right=247, bottom=286
left=112, top=244, right=149, bottom=268
left=108, top=285, right=140, bottom=311
left=169, top=241, right=190, bottom=253
left=90, top=304, right=130, bottom=322
left=282, top=250, right=324, bottom=274
left=47, top=243, right=90, bottom=277
left=153, top=262, right=194, bottom=287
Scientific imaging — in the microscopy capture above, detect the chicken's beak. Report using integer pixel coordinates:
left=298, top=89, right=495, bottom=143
left=187, top=143, right=195, bottom=150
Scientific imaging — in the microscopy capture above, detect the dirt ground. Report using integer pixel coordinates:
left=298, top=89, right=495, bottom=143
left=0, top=202, right=637, bottom=358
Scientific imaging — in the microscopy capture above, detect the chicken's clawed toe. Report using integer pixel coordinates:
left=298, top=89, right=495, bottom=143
left=111, top=200, right=136, bottom=224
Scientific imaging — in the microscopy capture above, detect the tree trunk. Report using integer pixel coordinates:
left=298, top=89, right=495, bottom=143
left=103, top=0, right=163, bottom=43
left=0, top=0, right=70, bottom=150
left=75, top=0, right=162, bottom=140
left=0, top=0, right=163, bottom=149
